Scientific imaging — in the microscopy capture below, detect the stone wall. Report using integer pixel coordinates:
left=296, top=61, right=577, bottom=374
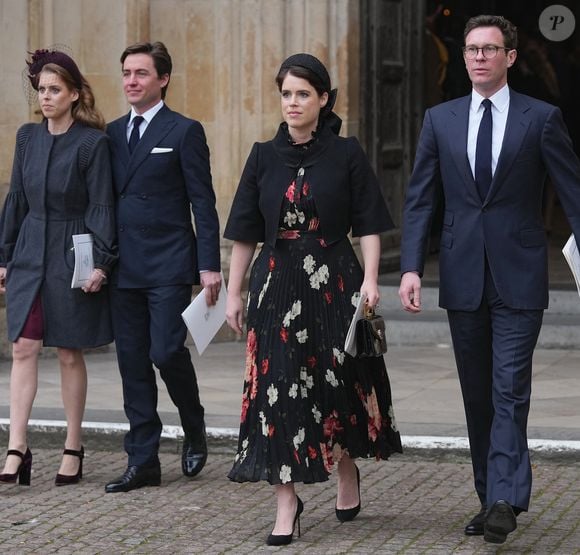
left=0, top=0, right=361, bottom=357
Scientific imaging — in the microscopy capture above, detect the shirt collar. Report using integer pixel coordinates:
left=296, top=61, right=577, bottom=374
left=128, top=100, right=165, bottom=127
left=470, top=84, right=510, bottom=113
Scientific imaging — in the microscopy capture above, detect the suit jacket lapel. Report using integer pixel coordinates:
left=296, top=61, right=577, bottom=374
left=108, top=115, right=131, bottom=193
left=123, top=106, right=177, bottom=189
left=447, top=96, right=480, bottom=203
left=484, top=90, right=531, bottom=205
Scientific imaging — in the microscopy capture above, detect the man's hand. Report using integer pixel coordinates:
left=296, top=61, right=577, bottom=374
left=399, top=271, right=422, bottom=313
left=0, top=267, right=6, bottom=294
left=200, top=271, right=222, bottom=306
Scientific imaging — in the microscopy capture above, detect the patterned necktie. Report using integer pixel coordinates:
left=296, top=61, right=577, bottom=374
left=128, top=116, right=144, bottom=153
left=475, top=98, right=492, bottom=202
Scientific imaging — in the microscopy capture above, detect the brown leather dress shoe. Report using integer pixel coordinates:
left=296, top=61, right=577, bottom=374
left=464, top=506, right=486, bottom=536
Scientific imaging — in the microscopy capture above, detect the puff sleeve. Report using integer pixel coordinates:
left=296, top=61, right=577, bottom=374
left=224, top=143, right=266, bottom=243
left=81, top=132, right=118, bottom=273
left=0, top=125, right=32, bottom=266
left=347, top=137, right=394, bottom=237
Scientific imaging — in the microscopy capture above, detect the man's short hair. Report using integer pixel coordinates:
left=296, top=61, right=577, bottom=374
left=463, top=15, right=518, bottom=50
left=121, top=41, right=172, bottom=99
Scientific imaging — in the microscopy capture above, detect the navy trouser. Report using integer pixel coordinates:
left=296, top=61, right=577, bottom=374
left=447, top=264, right=543, bottom=512
left=111, top=284, right=205, bottom=466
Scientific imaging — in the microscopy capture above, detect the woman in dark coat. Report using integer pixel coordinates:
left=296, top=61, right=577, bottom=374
left=0, top=49, right=117, bottom=486
left=224, top=53, right=402, bottom=546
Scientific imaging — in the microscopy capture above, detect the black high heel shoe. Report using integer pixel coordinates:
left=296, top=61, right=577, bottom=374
left=55, top=446, right=84, bottom=486
left=266, top=495, right=304, bottom=546
left=336, top=465, right=361, bottom=522
left=0, top=448, right=32, bottom=486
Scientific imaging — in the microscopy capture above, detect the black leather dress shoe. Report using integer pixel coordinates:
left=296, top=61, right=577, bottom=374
left=484, top=500, right=517, bottom=544
left=464, top=506, right=486, bottom=536
left=182, top=430, right=208, bottom=478
left=105, top=464, right=161, bottom=493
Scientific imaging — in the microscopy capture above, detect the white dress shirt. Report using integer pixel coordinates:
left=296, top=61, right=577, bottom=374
left=467, top=84, right=510, bottom=178
left=126, top=100, right=165, bottom=142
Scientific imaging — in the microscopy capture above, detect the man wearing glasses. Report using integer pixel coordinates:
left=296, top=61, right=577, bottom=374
left=399, top=15, right=580, bottom=545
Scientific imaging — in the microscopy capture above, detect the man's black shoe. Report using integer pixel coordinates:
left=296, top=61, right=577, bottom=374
left=464, top=506, right=486, bottom=536
left=182, top=430, right=208, bottom=477
left=484, top=500, right=517, bottom=544
left=104, top=464, right=161, bottom=493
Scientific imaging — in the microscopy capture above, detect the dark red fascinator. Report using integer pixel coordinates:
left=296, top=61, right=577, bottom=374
left=26, top=48, right=83, bottom=91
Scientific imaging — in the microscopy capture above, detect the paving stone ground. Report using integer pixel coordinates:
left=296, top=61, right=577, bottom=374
left=0, top=446, right=579, bottom=554
left=2, top=342, right=580, bottom=553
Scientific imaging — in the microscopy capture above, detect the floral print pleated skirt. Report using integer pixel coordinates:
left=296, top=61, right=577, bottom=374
left=228, top=232, right=402, bottom=485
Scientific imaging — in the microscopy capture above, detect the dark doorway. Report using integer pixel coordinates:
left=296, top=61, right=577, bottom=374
left=360, top=0, right=426, bottom=271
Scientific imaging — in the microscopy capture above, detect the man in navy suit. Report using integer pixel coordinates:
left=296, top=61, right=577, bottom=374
left=399, top=15, right=580, bottom=544
left=105, top=42, right=221, bottom=493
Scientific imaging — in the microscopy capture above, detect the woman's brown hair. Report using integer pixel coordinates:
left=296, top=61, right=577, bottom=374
left=40, top=63, right=105, bottom=131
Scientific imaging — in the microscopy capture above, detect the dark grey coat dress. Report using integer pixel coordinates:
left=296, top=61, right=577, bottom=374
left=0, top=121, right=117, bottom=347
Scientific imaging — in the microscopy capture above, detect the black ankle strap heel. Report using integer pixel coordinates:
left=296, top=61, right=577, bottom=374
left=55, top=446, right=84, bottom=486
left=0, top=448, right=32, bottom=486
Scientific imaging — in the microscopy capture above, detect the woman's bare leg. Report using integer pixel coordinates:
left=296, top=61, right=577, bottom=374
left=1, top=338, right=41, bottom=473
left=271, top=483, right=299, bottom=535
left=336, top=452, right=360, bottom=509
left=57, top=347, right=87, bottom=475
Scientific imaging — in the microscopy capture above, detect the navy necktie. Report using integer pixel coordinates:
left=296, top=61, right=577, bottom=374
left=128, top=116, right=144, bottom=153
left=475, top=98, right=492, bottom=202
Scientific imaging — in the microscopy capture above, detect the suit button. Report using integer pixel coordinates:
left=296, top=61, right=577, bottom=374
left=119, top=225, right=125, bottom=232
left=120, top=194, right=126, bottom=199
left=140, top=194, right=147, bottom=199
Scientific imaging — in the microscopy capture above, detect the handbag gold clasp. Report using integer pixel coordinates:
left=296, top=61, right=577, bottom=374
left=363, top=304, right=376, bottom=320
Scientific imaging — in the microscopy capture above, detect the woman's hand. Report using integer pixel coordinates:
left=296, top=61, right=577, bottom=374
left=225, top=241, right=257, bottom=336
left=82, top=268, right=107, bottom=293
left=359, top=234, right=381, bottom=308
left=360, top=277, right=380, bottom=308
left=226, top=292, right=245, bottom=335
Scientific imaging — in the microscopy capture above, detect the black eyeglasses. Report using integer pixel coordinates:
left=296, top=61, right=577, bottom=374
left=463, top=45, right=511, bottom=59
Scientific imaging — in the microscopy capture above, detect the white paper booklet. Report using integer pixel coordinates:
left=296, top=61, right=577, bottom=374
left=562, top=234, right=580, bottom=297
left=182, top=273, right=227, bottom=355
left=344, top=292, right=367, bottom=357
left=71, top=234, right=94, bottom=289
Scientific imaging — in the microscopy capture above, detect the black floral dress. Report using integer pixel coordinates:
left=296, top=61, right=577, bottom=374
left=228, top=165, right=402, bottom=485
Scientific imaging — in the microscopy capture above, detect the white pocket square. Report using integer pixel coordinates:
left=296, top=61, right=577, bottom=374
left=150, top=147, right=173, bottom=153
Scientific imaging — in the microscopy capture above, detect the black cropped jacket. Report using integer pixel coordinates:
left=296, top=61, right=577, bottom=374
left=224, top=121, right=394, bottom=247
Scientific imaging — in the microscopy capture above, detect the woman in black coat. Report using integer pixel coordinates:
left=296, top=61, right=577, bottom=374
left=225, top=53, right=402, bottom=545
left=0, top=49, right=117, bottom=486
